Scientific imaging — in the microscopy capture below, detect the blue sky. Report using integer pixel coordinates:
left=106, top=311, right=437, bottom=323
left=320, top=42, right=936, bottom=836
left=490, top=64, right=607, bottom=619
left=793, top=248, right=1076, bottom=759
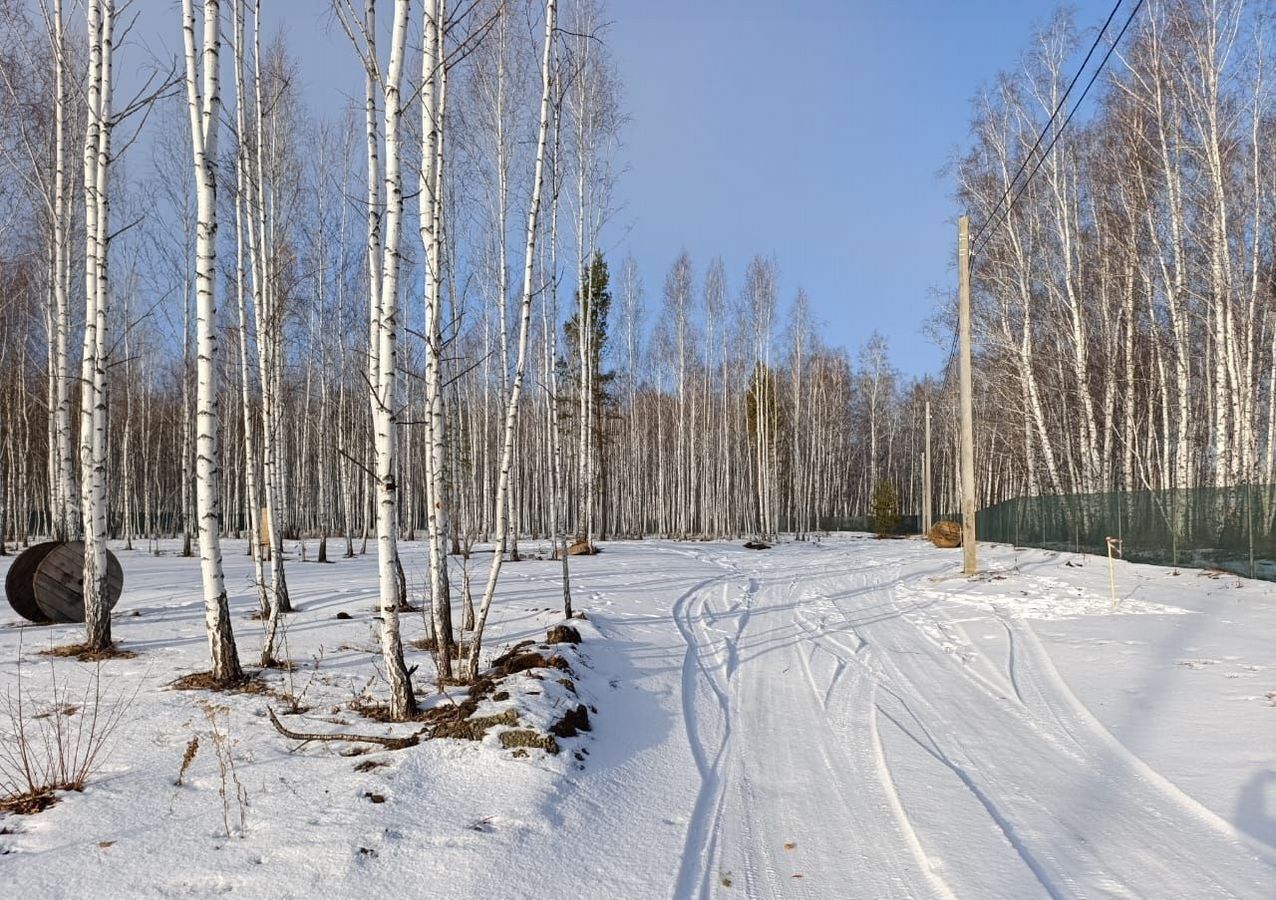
left=121, top=1, right=1112, bottom=375
left=604, top=0, right=1111, bottom=375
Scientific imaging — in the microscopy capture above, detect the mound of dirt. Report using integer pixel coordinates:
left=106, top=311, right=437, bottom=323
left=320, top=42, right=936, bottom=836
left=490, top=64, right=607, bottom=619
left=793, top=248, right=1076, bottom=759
left=545, top=624, right=582, bottom=645
left=498, top=729, right=559, bottom=754
left=549, top=703, right=591, bottom=738
left=430, top=708, right=518, bottom=741
left=418, top=637, right=585, bottom=757
left=496, top=650, right=572, bottom=677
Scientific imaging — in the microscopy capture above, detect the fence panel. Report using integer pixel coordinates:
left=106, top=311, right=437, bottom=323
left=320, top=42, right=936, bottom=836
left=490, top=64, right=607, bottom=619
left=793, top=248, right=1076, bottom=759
left=976, top=485, right=1276, bottom=582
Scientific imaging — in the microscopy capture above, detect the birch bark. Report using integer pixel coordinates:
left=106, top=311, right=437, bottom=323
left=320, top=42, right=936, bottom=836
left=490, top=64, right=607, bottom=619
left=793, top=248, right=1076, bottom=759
left=183, top=0, right=244, bottom=683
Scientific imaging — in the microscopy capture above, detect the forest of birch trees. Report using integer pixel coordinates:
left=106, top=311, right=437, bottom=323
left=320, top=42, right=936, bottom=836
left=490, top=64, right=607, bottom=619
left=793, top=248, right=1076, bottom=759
left=959, top=1, right=1276, bottom=505
left=0, top=0, right=942, bottom=703
left=0, top=0, right=947, bottom=556
left=2, top=0, right=1273, bottom=701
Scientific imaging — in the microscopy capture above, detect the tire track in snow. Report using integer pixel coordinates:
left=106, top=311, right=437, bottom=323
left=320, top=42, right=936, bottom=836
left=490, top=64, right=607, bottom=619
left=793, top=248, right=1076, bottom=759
left=696, top=550, right=947, bottom=899
left=844, top=543, right=1276, bottom=897
left=1000, top=617, right=1024, bottom=705
left=653, top=538, right=1276, bottom=897
left=873, top=682, right=1072, bottom=900
left=866, top=698, right=962, bottom=900
left=670, top=564, right=749, bottom=900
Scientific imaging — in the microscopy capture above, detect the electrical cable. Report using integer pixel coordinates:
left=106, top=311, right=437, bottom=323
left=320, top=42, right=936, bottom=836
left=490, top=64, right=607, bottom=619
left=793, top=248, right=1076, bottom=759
left=970, top=0, right=1126, bottom=251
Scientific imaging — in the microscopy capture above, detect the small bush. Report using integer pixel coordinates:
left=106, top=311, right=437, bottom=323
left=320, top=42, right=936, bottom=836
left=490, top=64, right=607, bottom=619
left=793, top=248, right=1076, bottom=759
left=870, top=482, right=903, bottom=536
left=0, top=654, right=134, bottom=814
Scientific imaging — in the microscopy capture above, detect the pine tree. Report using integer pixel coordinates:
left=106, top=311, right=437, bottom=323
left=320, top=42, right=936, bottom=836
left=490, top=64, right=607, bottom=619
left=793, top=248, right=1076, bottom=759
left=563, top=249, right=615, bottom=539
left=870, top=482, right=902, bottom=537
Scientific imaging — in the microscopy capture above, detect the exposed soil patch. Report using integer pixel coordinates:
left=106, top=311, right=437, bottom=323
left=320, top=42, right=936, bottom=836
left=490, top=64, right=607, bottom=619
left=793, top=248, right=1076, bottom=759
left=549, top=703, right=591, bottom=738
left=499, top=729, right=559, bottom=754
left=0, top=788, right=63, bottom=816
left=497, top=651, right=572, bottom=676
left=431, top=709, right=518, bottom=741
left=38, top=642, right=137, bottom=662
left=348, top=698, right=427, bottom=723
left=491, top=640, right=536, bottom=667
left=545, top=624, right=581, bottom=645
left=169, top=671, right=271, bottom=694
left=409, top=637, right=473, bottom=658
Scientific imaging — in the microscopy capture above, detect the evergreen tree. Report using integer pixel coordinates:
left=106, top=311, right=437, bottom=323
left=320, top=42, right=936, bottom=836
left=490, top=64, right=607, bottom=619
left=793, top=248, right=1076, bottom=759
left=870, top=482, right=902, bottom=536
left=562, top=250, right=617, bottom=538
left=563, top=249, right=615, bottom=410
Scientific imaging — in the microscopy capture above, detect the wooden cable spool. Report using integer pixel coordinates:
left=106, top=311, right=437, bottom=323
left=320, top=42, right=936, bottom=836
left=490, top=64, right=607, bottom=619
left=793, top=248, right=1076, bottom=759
left=4, top=541, right=123, bottom=624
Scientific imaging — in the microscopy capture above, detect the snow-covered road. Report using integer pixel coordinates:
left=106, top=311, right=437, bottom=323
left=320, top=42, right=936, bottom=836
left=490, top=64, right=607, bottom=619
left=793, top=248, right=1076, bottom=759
left=3, top=536, right=1274, bottom=898
left=654, top=540, right=1276, bottom=898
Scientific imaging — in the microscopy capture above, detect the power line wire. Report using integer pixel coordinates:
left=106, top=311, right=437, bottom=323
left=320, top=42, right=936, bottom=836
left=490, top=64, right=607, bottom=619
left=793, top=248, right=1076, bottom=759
left=971, top=0, right=1144, bottom=260
left=969, top=0, right=1126, bottom=250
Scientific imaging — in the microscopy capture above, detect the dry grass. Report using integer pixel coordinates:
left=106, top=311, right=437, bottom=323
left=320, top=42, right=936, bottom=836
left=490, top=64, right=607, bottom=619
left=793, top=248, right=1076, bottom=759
left=348, top=696, right=430, bottom=723
left=0, top=652, right=136, bottom=816
left=38, top=643, right=137, bottom=662
left=408, top=637, right=472, bottom=659
left=926, top=521, right=963, bottom=549
left=168, top=671, right=271, bottom=694
left=174, top=736, right=200, bottom=787
left=0, top=787, right=60, bottom=815
left=200, top=703, right=247, bottom=837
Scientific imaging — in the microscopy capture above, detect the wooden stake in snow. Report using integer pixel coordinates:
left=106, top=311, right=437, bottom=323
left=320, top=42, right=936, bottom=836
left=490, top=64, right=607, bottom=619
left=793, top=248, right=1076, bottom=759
left=1106, top=536, right=1122, bottom=610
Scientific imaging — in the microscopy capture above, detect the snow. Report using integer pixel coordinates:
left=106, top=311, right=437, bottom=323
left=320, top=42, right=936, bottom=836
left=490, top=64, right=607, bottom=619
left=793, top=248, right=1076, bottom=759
left=1, top=535, right=1274, bottom=898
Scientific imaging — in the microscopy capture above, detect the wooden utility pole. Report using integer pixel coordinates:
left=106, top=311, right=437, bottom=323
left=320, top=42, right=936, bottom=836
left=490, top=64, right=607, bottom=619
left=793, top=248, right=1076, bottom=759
left=923, top=399, right=932, bottom=534
left=958, top=215, right=977, bottom=574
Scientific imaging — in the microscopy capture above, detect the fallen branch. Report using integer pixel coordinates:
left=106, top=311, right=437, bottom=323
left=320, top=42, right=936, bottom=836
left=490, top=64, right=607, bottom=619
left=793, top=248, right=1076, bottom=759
left=266, top=707, right=421, bottom=750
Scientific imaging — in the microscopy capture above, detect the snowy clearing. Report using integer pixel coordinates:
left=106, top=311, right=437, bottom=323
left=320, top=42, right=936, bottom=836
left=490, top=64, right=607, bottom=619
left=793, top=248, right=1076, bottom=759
left=1, top=535, right=1274, bottom=898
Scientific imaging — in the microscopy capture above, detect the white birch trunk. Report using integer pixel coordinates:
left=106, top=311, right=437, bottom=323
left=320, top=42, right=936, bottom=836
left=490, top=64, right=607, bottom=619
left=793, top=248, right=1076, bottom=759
left=467, top=0, right=556, bottom=680
left=184, top=0, right=243, bottom=684
left=421, top=0, right=454, bottom=678
left=80, top=0, right=113, bottom=652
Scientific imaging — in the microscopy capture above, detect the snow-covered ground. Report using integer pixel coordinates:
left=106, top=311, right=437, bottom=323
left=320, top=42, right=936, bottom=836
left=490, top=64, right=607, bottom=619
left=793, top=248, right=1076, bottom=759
left=1, top=535, right=1273, bottom=898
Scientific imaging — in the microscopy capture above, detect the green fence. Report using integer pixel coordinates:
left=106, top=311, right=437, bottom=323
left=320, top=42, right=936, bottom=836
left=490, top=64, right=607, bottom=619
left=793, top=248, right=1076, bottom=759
left=782, top=515, right=923, bottom=535
left=976, top=485, right=1276, bottom=582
